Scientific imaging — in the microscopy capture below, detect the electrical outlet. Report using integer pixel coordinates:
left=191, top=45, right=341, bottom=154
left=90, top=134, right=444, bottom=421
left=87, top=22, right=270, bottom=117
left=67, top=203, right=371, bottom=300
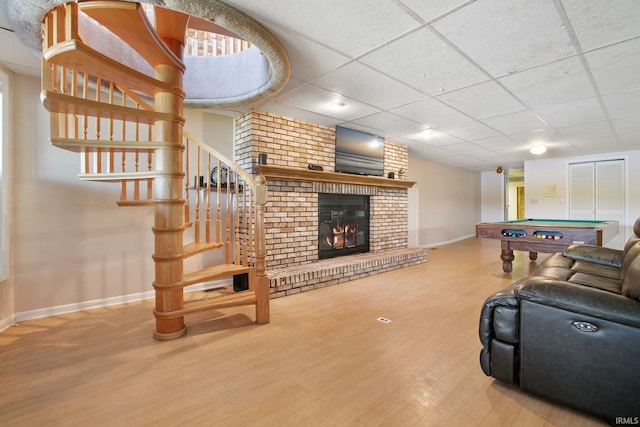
left=377, top=317, right=392, bottom=324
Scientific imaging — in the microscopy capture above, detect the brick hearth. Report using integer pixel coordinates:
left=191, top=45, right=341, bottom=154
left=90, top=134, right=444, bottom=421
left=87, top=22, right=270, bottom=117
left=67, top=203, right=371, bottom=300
left=234, top=110, right=427, bottom=297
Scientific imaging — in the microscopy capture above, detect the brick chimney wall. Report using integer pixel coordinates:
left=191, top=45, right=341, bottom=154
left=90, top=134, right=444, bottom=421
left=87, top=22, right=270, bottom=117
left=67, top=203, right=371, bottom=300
left=235, top=110, right=410, bottom=269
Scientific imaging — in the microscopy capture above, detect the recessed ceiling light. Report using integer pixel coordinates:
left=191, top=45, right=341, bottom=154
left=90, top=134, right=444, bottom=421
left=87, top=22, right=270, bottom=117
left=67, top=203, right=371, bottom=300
left=530, top=144, right=547, bottom=155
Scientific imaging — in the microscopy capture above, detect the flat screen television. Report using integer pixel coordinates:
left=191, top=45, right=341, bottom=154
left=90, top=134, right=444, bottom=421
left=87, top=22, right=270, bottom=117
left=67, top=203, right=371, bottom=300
left=334, top=126, right=385, bottom=177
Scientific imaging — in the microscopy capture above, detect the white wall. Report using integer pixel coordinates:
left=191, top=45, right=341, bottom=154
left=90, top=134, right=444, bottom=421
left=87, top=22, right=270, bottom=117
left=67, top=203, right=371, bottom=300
left=481, top=171, right=504, bottom=222
left=408, top=157, right=481, bottom=246
left=9, top=75, right=236, bottom=320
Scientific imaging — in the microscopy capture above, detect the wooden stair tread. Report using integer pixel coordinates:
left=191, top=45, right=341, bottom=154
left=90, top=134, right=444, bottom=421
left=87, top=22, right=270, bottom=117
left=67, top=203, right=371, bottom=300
left=79, top=1, right=184, bottom=71
left=42, top=91, right=183, bottom=125
left=154, top=290, right=257, bottom=319
left=51, top=137, right=166, bottom=153
left=43, top=39, right=182, bottom=96
left=183, top=242, right=225, bottom=258
left=182, top=264, right=250, bottom=287
left=117, top=199, right=184, bottom=207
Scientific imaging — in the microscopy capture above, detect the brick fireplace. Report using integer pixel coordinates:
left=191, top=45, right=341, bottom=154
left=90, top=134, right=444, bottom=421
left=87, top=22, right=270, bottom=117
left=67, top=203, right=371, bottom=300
left=234, top=110, right=427, bottom=297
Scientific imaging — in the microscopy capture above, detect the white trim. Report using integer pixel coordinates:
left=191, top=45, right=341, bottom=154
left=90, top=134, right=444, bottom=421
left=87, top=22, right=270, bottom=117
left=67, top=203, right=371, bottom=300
left=0, top=313, right=16, bottom=333
left=419, top=233, right=475, bottom=248
left=15, top=279, right=231, bottom=323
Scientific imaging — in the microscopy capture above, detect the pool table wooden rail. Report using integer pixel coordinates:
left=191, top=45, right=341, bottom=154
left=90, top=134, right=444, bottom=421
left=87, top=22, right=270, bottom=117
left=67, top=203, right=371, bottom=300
left=476, top=219, right=619, bottom=273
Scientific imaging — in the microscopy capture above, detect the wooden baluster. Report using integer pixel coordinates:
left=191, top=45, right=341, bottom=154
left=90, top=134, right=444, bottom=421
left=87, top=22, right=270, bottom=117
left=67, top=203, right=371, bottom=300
left=121, top=180, right=127, bottom=203
left=82, top=73, right=90, bottom=173
left=234, top=170, right=240, bottom=265
left=184, top=138, right=190, bottom=226
left=216, top=160, right=222, bottom=245
left=108, top=82, right=114, bottom=173
left=96, top=76, right=102, bottom=173
left=205, top=153, right=211, bottom=243
left=226, top=161, right=232, bottom=264
left=72, top=69, right=78, bottom=139
left=194, top=147, right=201, bottom=243
left=63, top=2, right=78, bottom=42
left=146, top=109, right=153, bottom=200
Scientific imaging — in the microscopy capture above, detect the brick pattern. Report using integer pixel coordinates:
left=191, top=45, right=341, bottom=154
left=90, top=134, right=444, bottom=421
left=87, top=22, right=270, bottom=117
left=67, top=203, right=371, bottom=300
left=384, top=141, right=409, bottom=180
left=268, top=248, right=427, bottom=297
left=233, top=109, right=420, bottom=296
left=370, top=188, right=409, bottom=252
left=235, top=110, right=335, bottom=172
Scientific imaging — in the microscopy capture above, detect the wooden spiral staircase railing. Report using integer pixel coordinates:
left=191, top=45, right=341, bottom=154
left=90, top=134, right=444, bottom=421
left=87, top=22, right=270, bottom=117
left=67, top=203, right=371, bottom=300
left=40, top=1, right=269, bottom=340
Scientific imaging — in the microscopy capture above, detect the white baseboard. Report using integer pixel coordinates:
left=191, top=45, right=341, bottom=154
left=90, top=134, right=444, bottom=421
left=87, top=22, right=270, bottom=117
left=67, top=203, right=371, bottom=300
left=419, top=233, right=475, bottom=249
left=0, top=314, right=16, bottom=334
left=14, top=279, right=231, bottom=323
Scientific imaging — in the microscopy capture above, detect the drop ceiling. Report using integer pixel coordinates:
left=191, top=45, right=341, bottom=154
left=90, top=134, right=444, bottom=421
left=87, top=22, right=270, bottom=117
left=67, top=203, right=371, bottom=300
left=1, top=0, right=639, bottom=172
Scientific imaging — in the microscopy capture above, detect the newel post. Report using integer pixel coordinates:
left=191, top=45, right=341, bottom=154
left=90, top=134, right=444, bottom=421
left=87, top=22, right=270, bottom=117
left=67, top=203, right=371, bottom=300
left=254, top=174, right=270, bottom=323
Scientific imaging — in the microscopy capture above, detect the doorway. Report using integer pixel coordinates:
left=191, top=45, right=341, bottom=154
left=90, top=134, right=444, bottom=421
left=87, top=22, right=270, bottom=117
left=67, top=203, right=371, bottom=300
left=505, top=169, right=524, bottom=220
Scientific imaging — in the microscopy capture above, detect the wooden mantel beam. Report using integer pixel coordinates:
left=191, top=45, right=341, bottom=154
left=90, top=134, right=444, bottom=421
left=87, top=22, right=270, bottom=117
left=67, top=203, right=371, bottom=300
left=254, top=165, right=416, bottom=189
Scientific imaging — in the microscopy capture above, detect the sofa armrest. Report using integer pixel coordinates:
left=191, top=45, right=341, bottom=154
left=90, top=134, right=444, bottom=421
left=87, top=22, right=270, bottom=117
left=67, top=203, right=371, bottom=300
left=562, top=245, right=623, bottom=268
left=479, top=281, right=520, bottom=348
left=514, top=277, right=640, bottom=328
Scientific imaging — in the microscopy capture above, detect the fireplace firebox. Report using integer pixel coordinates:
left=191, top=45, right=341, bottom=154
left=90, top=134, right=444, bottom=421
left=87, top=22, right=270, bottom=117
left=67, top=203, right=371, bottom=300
left=318, top=194, right=370, bottom=260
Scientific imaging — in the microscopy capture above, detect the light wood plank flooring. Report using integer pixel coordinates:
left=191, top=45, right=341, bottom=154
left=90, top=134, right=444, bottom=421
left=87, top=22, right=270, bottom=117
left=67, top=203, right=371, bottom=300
left=0, top=238, right=606, bottom=426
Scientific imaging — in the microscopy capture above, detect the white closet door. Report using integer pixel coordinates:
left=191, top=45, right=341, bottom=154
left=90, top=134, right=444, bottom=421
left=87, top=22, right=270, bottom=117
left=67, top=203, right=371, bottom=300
left=596, top=160, right=625, bottom=248
left=569, top=162, right=595, bottom=220
left=569, top=159, right=625, bottom=249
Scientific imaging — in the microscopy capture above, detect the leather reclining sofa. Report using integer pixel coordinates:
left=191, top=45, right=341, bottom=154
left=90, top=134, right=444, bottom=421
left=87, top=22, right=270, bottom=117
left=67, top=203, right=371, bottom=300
left=479, top=217, right=640, bottom=422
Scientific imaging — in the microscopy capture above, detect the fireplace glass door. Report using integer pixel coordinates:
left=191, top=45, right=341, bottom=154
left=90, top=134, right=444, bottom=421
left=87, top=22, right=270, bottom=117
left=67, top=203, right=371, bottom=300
left=318, top=194, right=370, bottom=259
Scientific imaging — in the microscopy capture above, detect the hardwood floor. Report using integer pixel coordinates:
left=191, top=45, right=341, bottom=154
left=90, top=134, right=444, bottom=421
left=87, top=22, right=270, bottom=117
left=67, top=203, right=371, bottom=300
left=0, top=238, right=606, bottom=426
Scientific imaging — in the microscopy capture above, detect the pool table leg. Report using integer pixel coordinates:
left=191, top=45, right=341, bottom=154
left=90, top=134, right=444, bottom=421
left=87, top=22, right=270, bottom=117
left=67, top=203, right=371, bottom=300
left=500, top=242, right=515, bottom=273
left=529, top=252, right=538, bottom=261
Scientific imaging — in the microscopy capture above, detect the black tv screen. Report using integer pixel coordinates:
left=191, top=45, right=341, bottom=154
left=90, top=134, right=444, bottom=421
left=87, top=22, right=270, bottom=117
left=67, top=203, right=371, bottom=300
left=335, top=126, right=385, bottom=176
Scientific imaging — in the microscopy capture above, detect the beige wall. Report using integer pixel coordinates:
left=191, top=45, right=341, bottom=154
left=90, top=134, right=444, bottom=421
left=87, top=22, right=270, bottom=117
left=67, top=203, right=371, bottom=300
left=9, top=75, right=236, bottom=319
left=408, top=157, right=481, bottom=246
left=0, top=67, right=14, bottom=329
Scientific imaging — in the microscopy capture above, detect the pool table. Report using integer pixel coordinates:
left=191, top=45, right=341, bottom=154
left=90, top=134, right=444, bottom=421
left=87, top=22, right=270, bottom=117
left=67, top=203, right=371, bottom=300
left=476, top=219, right=619, bottom=273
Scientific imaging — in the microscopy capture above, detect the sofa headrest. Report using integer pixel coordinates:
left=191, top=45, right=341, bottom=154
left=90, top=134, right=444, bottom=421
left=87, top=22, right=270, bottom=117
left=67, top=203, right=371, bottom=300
left=622, top=249, right=640, bottom=300
left=634, top=216, right=640, bottom=237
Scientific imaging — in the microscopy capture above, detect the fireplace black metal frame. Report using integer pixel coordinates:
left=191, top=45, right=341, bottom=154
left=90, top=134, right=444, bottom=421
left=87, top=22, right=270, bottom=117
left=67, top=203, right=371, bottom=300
left=318, top=193, right=370, bottom=260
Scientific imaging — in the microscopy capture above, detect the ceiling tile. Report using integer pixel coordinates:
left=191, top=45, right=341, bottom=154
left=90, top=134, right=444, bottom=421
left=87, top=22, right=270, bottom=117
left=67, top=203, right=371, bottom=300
left=348, top=111, right=428, bottom=137
left=498, top=56, right=595, bottom=108
left=401, top=0, right=474, bottom=22
left=534, top=97, right=607, bottom=128
left=266, top=25, right=351, bottom=82
left=440, top=120, right=501, bottom=141
left=612, top=115, right=640, bottom=135
left=312, top=62, right=424, bottom=110
left=436, top=80, right=525, bottom=119
left=562, top=0, right=640, bottom=51
left=360, top=27, right=488, bottom=95
left=555, top=120, right=615, bottom=141
left=390, top=98, right=471, bottom=128
left=226, top=0, right=421, bottom=58
left=273, top=84, right=381, bottom=121
left=403, top=129, right=465, bottom=146
left=481, top=110, right=549, bottom=135
left=431, top=0, right=576, bottom=76
left=601, top=88, right=640, bottom=120
left=585, top=38, right=640, bottom=93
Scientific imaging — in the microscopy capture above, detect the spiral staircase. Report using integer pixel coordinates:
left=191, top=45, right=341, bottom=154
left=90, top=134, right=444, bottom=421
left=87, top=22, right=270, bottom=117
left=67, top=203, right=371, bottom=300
left=40, top=1, right=269, bottom=340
